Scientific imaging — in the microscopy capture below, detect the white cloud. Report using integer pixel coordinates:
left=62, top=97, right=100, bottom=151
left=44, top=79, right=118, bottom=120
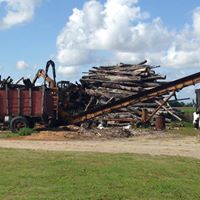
left=16, top=60, right=29, bottom=70
left=0, top=0, right=40, bottom=29
left=193, top=7, right=200, bottom=38
left=57, top=66, right=78, bottom=77
left=57, top=49, right=90, bottom=66
left=56, top=1, right=200, bottom=77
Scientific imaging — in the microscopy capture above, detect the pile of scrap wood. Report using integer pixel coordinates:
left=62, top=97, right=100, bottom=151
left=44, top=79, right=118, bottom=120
left=80, top=60, right=182, bottom=126
left=58, top=81, right=90, bottom=115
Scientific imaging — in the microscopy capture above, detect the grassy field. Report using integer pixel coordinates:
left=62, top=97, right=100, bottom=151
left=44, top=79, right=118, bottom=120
left=180, top=107, right=195, bottom=114
left=168, top=121, right=199, bottom=136
left=0, top=149, right=199, bottom=200
left=180, top=106, right=195, bottom=122
left=169, top=127, right=199, bottom=136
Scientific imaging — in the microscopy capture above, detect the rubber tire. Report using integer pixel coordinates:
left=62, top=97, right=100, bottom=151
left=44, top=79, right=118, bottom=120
left=10, top=116, right=29, bottom=133
left=27, top=118, right=35, bottom=129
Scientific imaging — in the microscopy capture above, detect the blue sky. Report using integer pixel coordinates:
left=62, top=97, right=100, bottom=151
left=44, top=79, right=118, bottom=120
left=0, top=0, right=200, bottom=100
left=140, top=0, right=200, bottom=29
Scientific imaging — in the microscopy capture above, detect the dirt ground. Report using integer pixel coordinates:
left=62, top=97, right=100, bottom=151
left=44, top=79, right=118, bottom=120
left=0, top=128, right=200, bottom=159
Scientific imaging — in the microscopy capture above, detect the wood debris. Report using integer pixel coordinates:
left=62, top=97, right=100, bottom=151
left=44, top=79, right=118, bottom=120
left=79, top=60, right=181, bottom=125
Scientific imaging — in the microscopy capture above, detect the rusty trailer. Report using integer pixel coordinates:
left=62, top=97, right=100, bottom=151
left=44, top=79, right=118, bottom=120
left=0, top=86, right=58, bottom=132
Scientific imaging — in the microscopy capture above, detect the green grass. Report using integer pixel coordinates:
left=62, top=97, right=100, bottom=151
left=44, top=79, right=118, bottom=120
left=0, top=128, right=35, bottom=138
left=0, top=132, right=20, bottom=139
left=167, top=121, right=199, bottom=136
left=181, top=107, right=195, bottom=114
left=0, top=149, right=200, bottom=200
left=17, top=128, right=35, bottom=136
left=169, top=127, right=199, bottom=136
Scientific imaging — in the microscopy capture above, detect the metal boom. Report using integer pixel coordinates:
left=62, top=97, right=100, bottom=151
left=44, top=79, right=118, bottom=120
left=68, top=72, right=200, bottom=124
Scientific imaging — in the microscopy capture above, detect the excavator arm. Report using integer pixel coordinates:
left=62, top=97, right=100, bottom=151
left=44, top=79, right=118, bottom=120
left=32, top=60, right=56, bottom=88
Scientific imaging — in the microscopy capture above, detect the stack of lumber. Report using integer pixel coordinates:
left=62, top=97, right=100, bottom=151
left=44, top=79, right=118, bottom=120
left=80, top=60, right=166, bottom=101
left=80, top=60, right=180, bottom=125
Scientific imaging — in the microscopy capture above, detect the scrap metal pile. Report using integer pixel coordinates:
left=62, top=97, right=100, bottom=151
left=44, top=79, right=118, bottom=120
left=80, top=60, right=182, bottom=126
left=0, top=76, right=18, bottom=88
left=57, top=81, right=90, bottom=115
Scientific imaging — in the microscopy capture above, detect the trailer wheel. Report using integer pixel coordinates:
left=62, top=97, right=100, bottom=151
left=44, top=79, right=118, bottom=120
left=27, top=118, right=35, bottom=129
left=10, top=116, right=29, bottom=132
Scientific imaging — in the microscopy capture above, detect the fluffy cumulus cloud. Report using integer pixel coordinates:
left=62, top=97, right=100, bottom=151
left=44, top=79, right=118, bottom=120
left=0, top=0, right=40, bottom=29
left=16, top=60, right=29, bottom=70
left=56, top=0, right=200, bottom=77
left=57, top=66, right=79, bottom=77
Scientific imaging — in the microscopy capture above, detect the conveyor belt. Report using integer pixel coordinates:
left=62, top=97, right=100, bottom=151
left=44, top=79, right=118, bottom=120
left=68, top=72, right=200, bottom=124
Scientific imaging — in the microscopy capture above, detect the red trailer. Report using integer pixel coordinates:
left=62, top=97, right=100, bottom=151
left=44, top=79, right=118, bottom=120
left=0, top=85, right=58, bottom=132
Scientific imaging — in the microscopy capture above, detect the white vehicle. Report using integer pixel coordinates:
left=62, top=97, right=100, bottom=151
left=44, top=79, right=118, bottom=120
left=193, top=112, right=200, bottom=128
left=193, top=89, right=200, bottom=128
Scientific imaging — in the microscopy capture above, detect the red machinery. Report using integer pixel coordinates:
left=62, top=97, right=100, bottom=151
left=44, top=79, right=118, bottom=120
left=0, top=61, right=58, bottom=132
left=0, top=87, right=56, bottom=131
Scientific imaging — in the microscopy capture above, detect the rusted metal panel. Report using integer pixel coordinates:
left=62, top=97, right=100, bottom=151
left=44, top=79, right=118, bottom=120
left=0, top=90, right=7, bottom=118
left=32, top=90, right=44, bottom=116
left=20, top=90, right=33, bottom=115
left=17, top=88, right=21, bottom=115
left=44, top=89, right=56, bottom=117
left=5, top=85, right=9, bottom=115
left=8, top=89, right=18, bottom=115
